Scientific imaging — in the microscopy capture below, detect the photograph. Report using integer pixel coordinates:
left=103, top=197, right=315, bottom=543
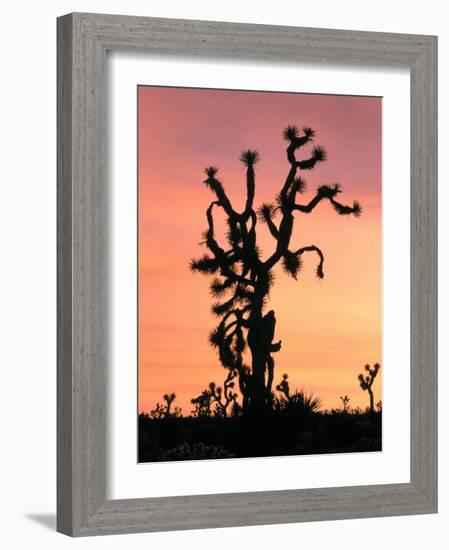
left=138, top=86, right=382, bottom=462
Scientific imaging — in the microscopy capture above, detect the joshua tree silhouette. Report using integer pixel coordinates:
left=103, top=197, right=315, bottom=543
left=340, top=394, right=351, bottom=413
left=276, top=373, right=291, bottom=401
left=358, top=363, right=381, bottom=413
left=163, top=392, right=177, bottom=416
left=191, top=124, right=361, bottom=416
left=209, top=370, right=238, bottom=417
left=191, top=370, right=238, bottom=417
left=150, top=392, right=181, bottom=419
left=190, top=389, right=213, bottom=417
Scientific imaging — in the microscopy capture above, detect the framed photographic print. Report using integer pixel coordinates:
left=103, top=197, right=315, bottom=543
left=57, top=13, right=437, bottom=536
left=137, top=85, right=381, bottom=462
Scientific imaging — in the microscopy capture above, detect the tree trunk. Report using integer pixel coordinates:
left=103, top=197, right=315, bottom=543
left=368, top=389, right=374, bottom=413
left=247, top=306, right=268, bottom=415
left=250, top=340, right=268, bottom=415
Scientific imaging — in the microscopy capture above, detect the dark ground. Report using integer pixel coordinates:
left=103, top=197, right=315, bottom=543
left=139, top=410, right=382, bottom=462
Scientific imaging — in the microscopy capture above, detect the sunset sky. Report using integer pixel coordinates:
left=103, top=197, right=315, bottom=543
left=138, top=86, right=382, bottom=414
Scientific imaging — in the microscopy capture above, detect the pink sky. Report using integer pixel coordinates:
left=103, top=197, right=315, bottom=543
left=138, top=86, right=382, bottom=414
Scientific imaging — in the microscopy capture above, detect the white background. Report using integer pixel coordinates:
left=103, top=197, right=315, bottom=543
left=109, top=55, right=410, bottom=499
left=0, top=1, right=445, bottom=549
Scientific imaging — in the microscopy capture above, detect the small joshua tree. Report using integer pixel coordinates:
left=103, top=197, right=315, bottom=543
left=209, top=370, right=238, bottom=417
left=163, top=392, right=176, bottom=415
left=340, top=394, right=351, bottom=413
left=191, top=389, right=213, bottom=417
left=150, top=392, right=182, bottom=419
left=276, top=373, right=291, bottom=401
left=191, top=124, right=361, bottom=416
left=358, top=363, right=380, bottom=413
left=192, top=371, right=238, bottom=417
left=148, top=403, right=166, bottom=420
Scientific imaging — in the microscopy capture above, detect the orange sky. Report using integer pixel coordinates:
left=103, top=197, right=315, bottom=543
left=138, top=86, right=382, bottom=414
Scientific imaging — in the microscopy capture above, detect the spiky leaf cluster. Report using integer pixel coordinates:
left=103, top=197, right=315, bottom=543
left=331, top=199, right=362, bottom=216
left=204, top=166, right=218, bottom=178
left=209, top=277, right=234, bottom=297
left=257, top=202, right=277, bottom=223
left=297, top=146, right=327, bottom=170
left=240, top=149, right=260, bottom=166
left=302, top=127, right=315, bottom=139
left=190, top=255, right=220, bottom=274
left=352, top=201, right=362, bottom=217
left=209, top=326, right=226, bottom=348
left=292, top=176, right=307, bottom=194
left=283, top=124, right=299, bottom=142
left=312, top=146, right=327, bottom=162
left=211, top=296, right=236, bottom=317
left=282, top=251, right=303, bottom=279
left=317, top=184, right=339, bottom=199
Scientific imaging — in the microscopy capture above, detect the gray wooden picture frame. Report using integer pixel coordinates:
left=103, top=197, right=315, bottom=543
left=57, top=12, right=438, bottom=537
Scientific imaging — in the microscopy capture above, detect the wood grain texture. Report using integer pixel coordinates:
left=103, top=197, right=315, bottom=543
left=57, top=13, right=74, bottom=536
left=57, top=12, right=438, bottom=537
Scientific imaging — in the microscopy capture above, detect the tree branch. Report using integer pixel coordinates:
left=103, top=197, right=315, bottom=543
left=257, top=203, right=279, bottom=240
left=205, top=201, right=226, bottom=256
left=296, top=146, right=327, bottom=170
left=294, top=245, right=325, bottom=279
left=202, top=201, right=256, bottom=287
left=293, top=184, right=362, bottom=217
left=264, top=127, right=322, bottom=268
left=203, top=167, right=237, bottom=217
left=242, top=161, right=256, bottom=218
left=265, top=216, right=280, bottom=240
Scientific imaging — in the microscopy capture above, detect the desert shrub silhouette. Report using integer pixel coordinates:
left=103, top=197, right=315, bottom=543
left=191, top=124, right=361, bottom=416
left=190, top=389, right=213, bottom=417
left=162, top=442, right=235, bottom=461
left=274, top=373, right=322, bottom=416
